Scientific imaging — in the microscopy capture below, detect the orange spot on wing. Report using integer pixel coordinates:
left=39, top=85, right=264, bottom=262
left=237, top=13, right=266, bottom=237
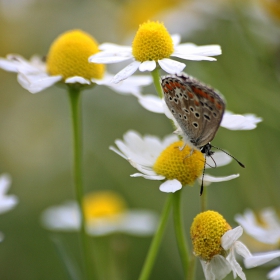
left=216, top=102, right=222, bottom=110
left=165, top=83, right=173, bottom=91
left=187, top=91, right=194, bottom=99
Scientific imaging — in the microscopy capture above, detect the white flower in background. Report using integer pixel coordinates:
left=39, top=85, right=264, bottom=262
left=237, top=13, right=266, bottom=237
left=236, top=208, right=280, bottom=280
left=0, top=174, right=18, bottom=241
left=110, top=130, right=239, bottom=193
left=89, top=21, right=221, bottom=83
left=235, top=208, right=280, bottom=246
left=0, top=29, right=152, bottom=94
left=41, top=190, right=158, bottom=236
left=132, top=91, right=262, bottom=131
left=191, top=210, right=252, bottom=280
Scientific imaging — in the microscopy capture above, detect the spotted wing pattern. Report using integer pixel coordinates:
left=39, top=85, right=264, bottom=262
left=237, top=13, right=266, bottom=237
left=161, top=74, right=225, bottom=148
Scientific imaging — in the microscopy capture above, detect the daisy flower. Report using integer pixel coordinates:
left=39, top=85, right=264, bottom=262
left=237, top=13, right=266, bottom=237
left=110, top=130, right=239, bottom=193
left=131, top=83, right=262, bottom=131
left=191, top=210, right=252, bottom=280
left=235, top=208, right=280, bottom=247
left=0, top=174, right=18, bottom=241
left=236, top=208, right=280, bottom=279
left=41, top=190, right=158, bottom=236
left=89, top=21, right=221, bottom=83
left=0, top=29, right=152, bottom=94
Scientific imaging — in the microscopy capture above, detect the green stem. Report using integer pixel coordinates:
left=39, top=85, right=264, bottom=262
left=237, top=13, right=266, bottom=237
left=138, top=194, right=173, bottom=280
left=68, top=87, right=95, bottom=280
left=200, top=186, right=207, bottom=212
left=151, top=68, right=163, bottom=98
left=187, top=254, right=196, bottom=280
left=173, top=190, right=189, bottom=279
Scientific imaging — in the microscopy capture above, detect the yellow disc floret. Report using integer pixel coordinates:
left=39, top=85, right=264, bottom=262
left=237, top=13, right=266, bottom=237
left=190, top=211, right=232, bottom=261
left=83, top=191, right=126, bottom=222
left=153, top=141, right=204, bottom=186
left=261, top=0, right=280, bottom=20
left=47, top=29, right=105, bottom=81
left=132, top=21, right=174, bottom=62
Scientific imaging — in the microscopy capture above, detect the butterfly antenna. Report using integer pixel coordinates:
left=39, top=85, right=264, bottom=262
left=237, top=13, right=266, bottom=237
left=200, top=156, right=207, bottom=196
left=211, top=144, right=245, bottom=168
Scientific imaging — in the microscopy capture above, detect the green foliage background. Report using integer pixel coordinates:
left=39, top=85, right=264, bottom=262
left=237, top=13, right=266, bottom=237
left=0, top=0, right=279, bottom=279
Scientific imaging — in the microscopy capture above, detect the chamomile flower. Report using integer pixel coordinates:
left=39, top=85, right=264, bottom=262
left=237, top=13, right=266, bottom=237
left=131, top=86, right=262, bottom=131
left=0, top=29, right=152, bottom=94
left=89, top=21, right=221, bottom=83
left=236, top=208, right=280, bottom=279
left=191, top=211, right=252, bottom=280
left=0, top=174, right=18, bottom=241
left=109, top=130, right=239, bottom=193
left=41, top=190, right=158, bottom=236
left=235, top=208, right=280, bottom=247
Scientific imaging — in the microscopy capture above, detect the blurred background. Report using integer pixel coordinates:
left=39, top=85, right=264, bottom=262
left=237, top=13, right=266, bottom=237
left=0, top=0, right=280, bottom=279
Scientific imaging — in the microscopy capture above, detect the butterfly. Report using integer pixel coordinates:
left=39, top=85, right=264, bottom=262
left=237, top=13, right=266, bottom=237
left=161, top=73, right=244, bottom=195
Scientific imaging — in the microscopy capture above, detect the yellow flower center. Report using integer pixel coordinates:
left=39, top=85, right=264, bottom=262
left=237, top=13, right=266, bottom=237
left=47, top=29, right=105, bottom=81
left=261, top=0, right=280, bottom=20
left=190, top=210, right=232, bottom=261
left=83, top=191, right=126, bottom=222
left=153, top=141, right=204, bottom=186
left=132, top=21, right=174, bottom=62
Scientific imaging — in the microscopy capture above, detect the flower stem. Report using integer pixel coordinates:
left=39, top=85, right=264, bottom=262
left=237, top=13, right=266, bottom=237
left=151, top=68, right=163, bottom=98
left=138, top=194, right=173, bottom=280
left=173, top=190, right=189, bottom=279
left=68, top=87, right=95, bottom=280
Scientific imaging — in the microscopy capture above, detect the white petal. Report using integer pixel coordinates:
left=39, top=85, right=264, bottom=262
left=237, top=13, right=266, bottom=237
left=200, top=260, right=215, bottom=280
left=205, top=151, right=232, bottom=168
left=172, top=53, right=217, bottom=61
left=158, top=58, right=185, bottom=74
left=98, top=43, right=132, bottom=52
left=171, top=34, right=181, bottom=46
left=268, top=265, right=280, bottom=280
left=221, top=111, right=262, bottom=130
left=65, top=76, right=91, bottom=84
left=135, top=94, right=165, bottom=113
left=0, top=57, right=20, bottom=72
left=222, top=226, right=243, bottom=250
left=88, top=45, right=133, bottom=64
left=131, top=173, right=165, bottom=180
left=235, top=241, right=252, bottom=258
left=0, top=174, right=18, bottom=214
left=174, top=44, right=222, bottom=57
left=116, top=210, right=158, bottom=236
left=227, top=248, right=246, bottom=280
left=112, top=61, right=141, bottom=83
left=41, top=201, right=80, bottom=230
left=139, top=60, right=156, bottom=72
left=89, top=53, right=132, bottom=64
left=210, top=255, right=232, bottom=280
left=103, top=73, right=152, bottom=95
left=18, top=73, right=62, bottom=94
left=202, top=174, right=239, bottom=185
left=159, top=179, right=182, bottom=193
left=244, top=251, right=280, bottom=268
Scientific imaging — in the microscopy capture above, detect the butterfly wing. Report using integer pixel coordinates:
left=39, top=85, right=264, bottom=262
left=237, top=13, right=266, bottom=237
left=162, top=74, right=225, bottom=148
